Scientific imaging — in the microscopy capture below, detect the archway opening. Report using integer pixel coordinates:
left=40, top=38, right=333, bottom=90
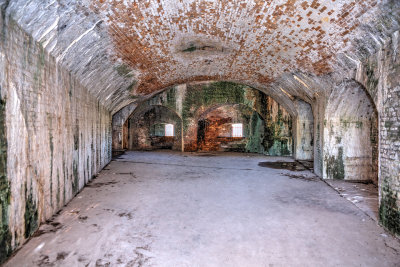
left=195, top=104, right=263, bottom=153
left=322, top=80, right=379, bottom=219
left=121, top=81, right=302, bottom=157
left=126, top=105, right=183, bottom=151
left=323, top=81, right=378, bottom=183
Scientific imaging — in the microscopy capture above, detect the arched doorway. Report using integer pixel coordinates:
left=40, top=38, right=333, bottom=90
left=323, top=80, right=378, bottom=183
left=121, top=81, right=298, bottom=156
left=126, top=105, right=183, bottom=151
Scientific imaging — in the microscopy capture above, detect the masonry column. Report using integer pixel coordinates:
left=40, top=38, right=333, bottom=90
left=112, top=103, right=137, bottom=151
left=293, top=99, right=314, bottom=161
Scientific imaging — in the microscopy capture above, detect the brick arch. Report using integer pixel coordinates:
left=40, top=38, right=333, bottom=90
left=126, top=104, right=184, bottom=151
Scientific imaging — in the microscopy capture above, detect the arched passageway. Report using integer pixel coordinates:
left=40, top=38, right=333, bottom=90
left=323, top=81, right=378, bottom=184
left=121, top=81, right=298, bottom=156
left=1, top=0, right=400, bottom=265
left=127, top=105, right=183, bottom=151
left=195, top=104, right=266, bottom=153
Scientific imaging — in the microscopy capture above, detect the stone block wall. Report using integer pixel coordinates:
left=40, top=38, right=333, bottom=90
left=0, top=18, right=112, bottom=262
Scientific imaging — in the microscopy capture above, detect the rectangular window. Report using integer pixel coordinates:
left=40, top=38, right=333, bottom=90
left=165, top=124, right=174, bottom=137
left=232, top=123, right=243, bottom=137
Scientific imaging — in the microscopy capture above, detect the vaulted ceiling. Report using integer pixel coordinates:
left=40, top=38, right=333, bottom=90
left=5, top=0, right=399, bottom=114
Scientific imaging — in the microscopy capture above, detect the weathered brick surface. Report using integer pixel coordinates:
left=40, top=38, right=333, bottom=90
left=377, top=37, right=400, bottom=235
left=6, top=0, right=397, bottom=116
left=346, top=29, right=400, bottom=235
left=92, top=0, right=380, bottom=96
left=126, top=82, right=293, bottom=155
left=128, top=105, right=183, bottom=151
left=0, top=16, right=112, bottom=261
left=363, top=31, right=400, bottom=235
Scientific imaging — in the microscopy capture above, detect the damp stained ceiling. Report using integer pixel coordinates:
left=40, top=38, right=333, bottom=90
left=4, top=0, right=399, bottom=114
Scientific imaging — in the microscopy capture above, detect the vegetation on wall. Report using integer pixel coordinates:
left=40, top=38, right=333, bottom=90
left=0, top=98, right=12, bottom=264
left=135, top=81, right=293, bottom=156
left=324, top=147, right=345, bottom=179
left=181, top=81, right=246, bottom=131
left=245, top=112, right=265, bottom=154
left=24, top=182, right=38, bottom=238
left=128, top=106, right=182, bottom=150
left=379, top=180, right=400, bottom=235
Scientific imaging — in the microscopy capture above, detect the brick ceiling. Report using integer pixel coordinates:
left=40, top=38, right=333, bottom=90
left=7, top=0, right=398, bottom=114
left=92, top=0, right=377, bottom=95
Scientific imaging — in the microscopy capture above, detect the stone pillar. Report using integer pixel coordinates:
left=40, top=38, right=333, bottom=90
left=111, top=103, right=137, bottom=151
left=313, top=95, right=327, bottom=178
left=293, top=99, right=314, bottom=161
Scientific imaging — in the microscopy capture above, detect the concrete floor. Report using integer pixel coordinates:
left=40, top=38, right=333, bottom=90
left=325, top=180, right=379, bottom=222
left=5, top=151, right=400, bottom=267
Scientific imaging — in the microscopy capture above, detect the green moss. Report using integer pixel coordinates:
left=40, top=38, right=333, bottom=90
left=0, top=97, right=12, bottom=264
left=325, top=147, right=345, bottom=179
left=24, top=183, right=38, bottom=238
left=165, top=87, right=177, bottom=110
left=181, top=82, right=246, bottom=130
left=146, top=81, right=293, bottom=155
left=265, top=139, right=291, bottom=156
left=62, top=154, right=66, bottom=204
left=335, top=136, right=342, bottom=144
left=385, top=121, right=394, bottom=128
left=182, top=45, right=197, bottom=52
left=86, top=156, right=89, bottom=184
left=204, top=82, right=245, bottom=104
left=0, top=225, right=11, bottom=265
left=379, top=181, right=400, bottom=235
left=74, top=123, right=79, bottom=150
left=245, top=112, right=265, bottom=153
left=261, top=104, right=293, bottom=156
left=280, top=139, right=291, bottom=155
left=126, top=81, right=137, bottom=92
left=72, top=161, right=79, bottom=195
left=114, top=64, right=133, bottom=77
left=68, top=74, right=73, bottom=99
left=365, top=61, right=379, bottom=94
left=340, top=119, right=350, bottom=130
left=56, top=170, right=60, bottom=207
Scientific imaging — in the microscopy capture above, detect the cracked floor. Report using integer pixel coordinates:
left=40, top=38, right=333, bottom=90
left=5, top=151, right=400, bottom=267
